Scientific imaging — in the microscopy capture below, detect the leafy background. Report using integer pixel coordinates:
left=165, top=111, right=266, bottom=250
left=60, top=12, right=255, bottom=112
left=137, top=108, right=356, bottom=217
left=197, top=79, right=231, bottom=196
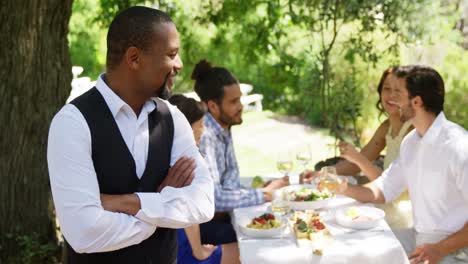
left=69, top=0, right=468, bottom=142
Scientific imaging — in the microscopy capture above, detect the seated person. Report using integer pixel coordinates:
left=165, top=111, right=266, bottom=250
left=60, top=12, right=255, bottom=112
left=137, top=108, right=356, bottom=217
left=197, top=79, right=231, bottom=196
left=169, top=94, right=222, bottom=264
left=192, top=59, right=289, bottom=263
left=304, top=66, right=414, bottom=228
left=325, top=65, right=468, bottom=263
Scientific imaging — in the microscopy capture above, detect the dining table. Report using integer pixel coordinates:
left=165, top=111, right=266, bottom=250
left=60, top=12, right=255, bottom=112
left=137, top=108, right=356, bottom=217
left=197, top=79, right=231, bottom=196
left=232, top=183, right=410, bottom=264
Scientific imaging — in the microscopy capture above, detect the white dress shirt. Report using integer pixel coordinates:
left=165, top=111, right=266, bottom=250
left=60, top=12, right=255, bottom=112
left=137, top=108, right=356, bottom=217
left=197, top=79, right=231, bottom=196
left=47, top=75, right=214, bottom=253
left=374, top=112, right=468, bottom=235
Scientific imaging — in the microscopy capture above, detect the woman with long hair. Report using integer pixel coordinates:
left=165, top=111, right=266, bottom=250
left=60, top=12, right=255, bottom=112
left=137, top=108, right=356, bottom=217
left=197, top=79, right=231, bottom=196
left=304, top=66, right=413, bottom=228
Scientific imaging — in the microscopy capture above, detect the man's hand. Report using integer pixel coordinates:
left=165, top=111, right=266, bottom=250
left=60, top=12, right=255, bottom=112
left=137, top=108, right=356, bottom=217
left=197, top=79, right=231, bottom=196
left=409, top=244, right=445, bottom=264
left=263, top=176, right=289, bottom=201
left=157, top=157, right=196, bottom=192
left=300, top=170, right=320, bottom=184
left=100, top=194, right=141, bottom=216
left=262, top=180, right=273, bottom=187
left=338, top=141, right=361, bottom=164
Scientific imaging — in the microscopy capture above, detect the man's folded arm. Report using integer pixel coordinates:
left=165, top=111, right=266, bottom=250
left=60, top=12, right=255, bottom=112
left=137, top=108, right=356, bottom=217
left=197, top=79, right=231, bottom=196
left=135, top=152, right=214, bottom=227
left=134, top=103, right=214, bottom=227
left=47, top=106, right=156, bottom=253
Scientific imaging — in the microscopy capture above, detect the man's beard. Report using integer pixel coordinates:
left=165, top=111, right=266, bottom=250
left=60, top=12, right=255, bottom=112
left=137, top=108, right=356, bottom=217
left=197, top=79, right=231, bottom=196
left=155, top=73, right=173, bottom=100
left=157, top=82, right=171, bottom=100
left=218, top=106, right=242, bottom=127
left=400, top=102, right=415, bottom=122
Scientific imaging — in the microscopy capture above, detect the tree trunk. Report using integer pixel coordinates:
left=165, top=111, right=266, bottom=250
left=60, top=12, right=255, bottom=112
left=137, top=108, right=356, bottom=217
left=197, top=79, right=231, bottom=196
left=0, top=0, right=73, bottom=262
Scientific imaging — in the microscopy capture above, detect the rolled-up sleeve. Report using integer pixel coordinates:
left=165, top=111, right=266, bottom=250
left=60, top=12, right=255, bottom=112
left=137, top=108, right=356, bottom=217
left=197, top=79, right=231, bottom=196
left=48, top=105, right=156, bottom=253
left=214, top=184, right=264, bottom=212
left=373, top=155, right=407, bottom=203
left=135, top=102, right=214, bottom=227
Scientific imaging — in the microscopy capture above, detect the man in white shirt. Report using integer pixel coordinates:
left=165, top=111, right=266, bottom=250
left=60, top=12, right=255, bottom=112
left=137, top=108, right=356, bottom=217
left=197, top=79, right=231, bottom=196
left=328, top=65, right=468, bottom=264
left=47, top=7, right=214, bottom=263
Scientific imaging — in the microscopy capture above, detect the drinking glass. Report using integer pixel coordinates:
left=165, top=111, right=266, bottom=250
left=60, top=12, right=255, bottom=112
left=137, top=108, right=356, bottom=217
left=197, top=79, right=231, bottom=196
left=277, top=150, right=294, bottom=177
left=318, top=166, right=339, bottom=193
left=296, top=145, right=312, bottom=170
left=271, top=189, right=290, bottom=239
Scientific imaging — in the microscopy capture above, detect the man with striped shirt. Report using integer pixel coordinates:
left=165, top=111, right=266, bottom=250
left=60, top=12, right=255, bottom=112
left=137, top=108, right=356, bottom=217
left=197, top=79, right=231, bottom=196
left=191, top=59, right=289, bottom=260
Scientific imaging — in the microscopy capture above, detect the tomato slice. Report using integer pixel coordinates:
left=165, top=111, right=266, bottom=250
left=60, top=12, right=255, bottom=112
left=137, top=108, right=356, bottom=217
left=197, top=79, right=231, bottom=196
left=311, top=219, right=325, bottom=230
left=255, top=218, right=267, bottom=224
left=264, top=213, right=275, bottom=220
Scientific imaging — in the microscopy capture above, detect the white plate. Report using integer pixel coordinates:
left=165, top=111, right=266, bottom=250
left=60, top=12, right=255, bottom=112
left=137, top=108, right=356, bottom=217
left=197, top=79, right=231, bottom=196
left=335, top=206, right=385, bottom=230
left=282, top=184, right=334, bottom=210
left=237, top=216, right=282, bottom=238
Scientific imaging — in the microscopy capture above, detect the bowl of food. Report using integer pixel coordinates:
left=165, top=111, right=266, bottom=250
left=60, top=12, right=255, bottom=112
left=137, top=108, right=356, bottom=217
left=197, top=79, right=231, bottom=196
left=283, top=185, right=334, bottom=210
left=335, top=206, right=385, bottom=229
left=238, top=213, right=283, bottom=238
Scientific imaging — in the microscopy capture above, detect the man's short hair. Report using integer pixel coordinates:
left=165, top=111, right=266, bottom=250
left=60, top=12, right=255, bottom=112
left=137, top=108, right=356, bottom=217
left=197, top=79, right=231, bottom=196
left=395, top=65, right=445, bottom=115
left=106, top=6, right=173, bottom=70
left=191, top=59, right=238, bottom=103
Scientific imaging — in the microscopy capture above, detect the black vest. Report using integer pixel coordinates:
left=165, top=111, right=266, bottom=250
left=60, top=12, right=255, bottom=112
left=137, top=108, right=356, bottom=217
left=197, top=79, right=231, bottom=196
left=66, top=87, right=177, bottom=264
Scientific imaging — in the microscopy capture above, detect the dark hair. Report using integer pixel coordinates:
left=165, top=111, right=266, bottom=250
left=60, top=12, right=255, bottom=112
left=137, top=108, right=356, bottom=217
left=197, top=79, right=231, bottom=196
left=168, top=94, right=207, bottom=125
left=376, top=66, right=399, bottom=115
left=395, top=65, right=445, bottom=115
left=192, top=59, right=239, bottom=102
left=106, top=6, right=173, bottom=70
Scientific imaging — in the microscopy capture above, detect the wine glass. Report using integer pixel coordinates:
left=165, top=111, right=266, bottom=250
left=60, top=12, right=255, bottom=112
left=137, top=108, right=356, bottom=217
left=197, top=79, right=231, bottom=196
left=271, top=189, right=290, bottom=239
left=277, top=150, right=294, bottom=177
left=318, top=166, right=339, bottom=194
left=296, top=146, right=312, bottom=181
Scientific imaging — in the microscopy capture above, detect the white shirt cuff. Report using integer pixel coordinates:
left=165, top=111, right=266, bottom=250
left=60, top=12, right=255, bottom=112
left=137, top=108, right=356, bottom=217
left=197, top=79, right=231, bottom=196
left=135, top=192, right=162, bottom=226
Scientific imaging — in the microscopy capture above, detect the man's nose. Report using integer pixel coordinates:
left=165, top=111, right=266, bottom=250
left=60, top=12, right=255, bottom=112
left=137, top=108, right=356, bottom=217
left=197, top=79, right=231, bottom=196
left=174, top=54, right=183, bottom=70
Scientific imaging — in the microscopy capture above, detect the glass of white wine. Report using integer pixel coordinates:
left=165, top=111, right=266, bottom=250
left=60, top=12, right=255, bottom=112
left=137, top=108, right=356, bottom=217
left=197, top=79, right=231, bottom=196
left=319, top=166, right=339, bottom=193
left=296, top=145, right=312, bottom=170
left=271, top=189, right=290, bottom=239
left=277, top=150, right=294, bottom=177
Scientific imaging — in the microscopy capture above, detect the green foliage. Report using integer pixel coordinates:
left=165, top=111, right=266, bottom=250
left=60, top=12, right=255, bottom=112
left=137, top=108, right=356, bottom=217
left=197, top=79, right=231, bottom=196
left=68, top=0, right=467, bottom=136
left=182, top=0, right=429, bottom=143
left=2, top=233, right=60, bottom=264
left=399, top=0, right=468, bottom=129
left=98, top=0, right=157, bottom=27
left=69, top=0, right=107, bottom=79
left=439, top=46, right=468, bottom=129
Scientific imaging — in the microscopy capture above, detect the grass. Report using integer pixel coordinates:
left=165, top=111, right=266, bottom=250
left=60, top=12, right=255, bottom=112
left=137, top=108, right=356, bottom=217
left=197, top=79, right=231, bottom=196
left=231, top=111, right=339, bottom=177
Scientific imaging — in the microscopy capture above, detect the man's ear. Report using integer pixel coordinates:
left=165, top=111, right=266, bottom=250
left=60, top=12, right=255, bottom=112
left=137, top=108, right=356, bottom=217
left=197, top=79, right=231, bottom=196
left=125, top=47, right=140, bottom=70
left=206, top=100, right=219, bottom=115
left=413, top=96, right=424, bottom=110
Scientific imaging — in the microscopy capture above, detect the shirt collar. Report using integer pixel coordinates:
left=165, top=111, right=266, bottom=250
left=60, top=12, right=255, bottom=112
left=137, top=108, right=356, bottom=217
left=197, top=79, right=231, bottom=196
left=96, top=74, right=156, bottom=118
left=420, top=111, right=446, bottom=146
left=204, top=112, right=227, bottom=136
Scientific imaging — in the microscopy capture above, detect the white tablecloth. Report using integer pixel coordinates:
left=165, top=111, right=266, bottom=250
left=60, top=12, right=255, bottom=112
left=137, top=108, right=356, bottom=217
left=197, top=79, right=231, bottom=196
left=233, top=197, right=409, bottom=264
